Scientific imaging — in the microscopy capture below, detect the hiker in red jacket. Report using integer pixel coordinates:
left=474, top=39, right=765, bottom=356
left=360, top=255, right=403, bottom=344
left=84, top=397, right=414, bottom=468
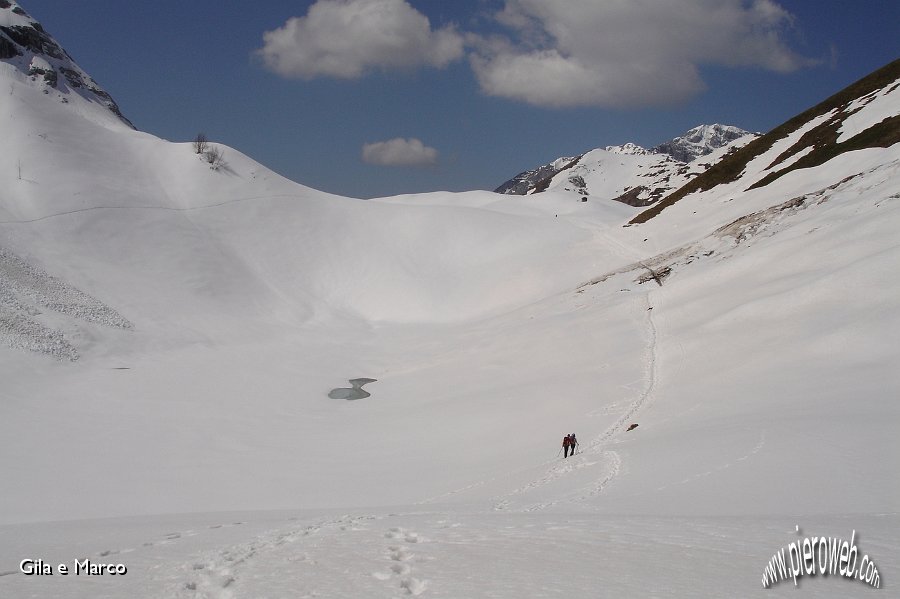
left=562, top=434, right=572, bottom=458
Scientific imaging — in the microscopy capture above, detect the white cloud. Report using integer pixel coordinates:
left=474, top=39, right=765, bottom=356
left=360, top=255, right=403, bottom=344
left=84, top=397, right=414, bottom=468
left=362, top=138, right=438, bottom=167
left=258, top=0, right=465, bottom=79
left=470, top=0, right=816, bottom=108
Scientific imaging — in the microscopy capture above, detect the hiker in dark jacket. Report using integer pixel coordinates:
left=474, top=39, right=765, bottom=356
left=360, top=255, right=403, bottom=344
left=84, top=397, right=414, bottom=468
left=569, top=433, right=578, bottom=455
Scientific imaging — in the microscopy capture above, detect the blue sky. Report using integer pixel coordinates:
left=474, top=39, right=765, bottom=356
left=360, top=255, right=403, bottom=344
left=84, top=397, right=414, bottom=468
left=20, top=0, right=900, bottom=199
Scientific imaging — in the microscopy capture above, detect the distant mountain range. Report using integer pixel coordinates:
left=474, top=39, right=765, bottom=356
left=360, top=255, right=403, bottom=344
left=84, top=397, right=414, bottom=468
left=495, top=124, right=756, bottom=206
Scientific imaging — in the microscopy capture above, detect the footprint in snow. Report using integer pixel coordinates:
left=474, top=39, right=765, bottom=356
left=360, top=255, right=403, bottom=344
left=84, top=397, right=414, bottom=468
left=379, top=527, right=430, bottom=595
left=401, top=577, right=428, bottom=596
left=388, top=545, right=412, bottom=561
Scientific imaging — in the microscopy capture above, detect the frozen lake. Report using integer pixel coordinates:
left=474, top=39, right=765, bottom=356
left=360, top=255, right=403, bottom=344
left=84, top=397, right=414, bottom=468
left=328, top=378, right=377, bottom=400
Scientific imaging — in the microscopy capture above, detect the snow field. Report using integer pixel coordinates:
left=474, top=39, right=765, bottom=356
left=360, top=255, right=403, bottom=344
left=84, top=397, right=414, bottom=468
left=1, top=40, right=898, bottom=597
left=2, top=510, right=897, bottom=598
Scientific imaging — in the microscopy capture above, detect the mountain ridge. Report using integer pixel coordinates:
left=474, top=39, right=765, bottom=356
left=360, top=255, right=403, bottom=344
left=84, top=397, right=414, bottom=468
left=650, top=124, right=751, bottom=163
left=630, top=57, right=900, bottom=224
left=494, top=124, right=756, bottom=205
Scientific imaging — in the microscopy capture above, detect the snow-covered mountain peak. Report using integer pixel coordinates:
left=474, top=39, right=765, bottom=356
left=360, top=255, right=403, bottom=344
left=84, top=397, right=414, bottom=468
left=0, top=0, right=133, bottom=127
left=652, top=123, right=753, bottom=162
left=0, top=0, right=28, bottom=26
left=604, top=142, right=649, bottom=155
left=633, top=58, right=900, bottom=224
left=495, top=124, right=756, bottom=200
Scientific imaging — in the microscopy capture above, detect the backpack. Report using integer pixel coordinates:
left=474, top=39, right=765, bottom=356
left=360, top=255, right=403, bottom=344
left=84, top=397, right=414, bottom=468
left=563, top=435, right=571, bottom=447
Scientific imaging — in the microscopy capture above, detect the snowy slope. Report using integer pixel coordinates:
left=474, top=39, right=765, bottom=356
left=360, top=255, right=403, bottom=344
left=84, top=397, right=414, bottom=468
left=536, top=135, right=755, bottom=207
left=0, top=0, right=633, bottom=524
left=0, top=5, right=898, bottom=597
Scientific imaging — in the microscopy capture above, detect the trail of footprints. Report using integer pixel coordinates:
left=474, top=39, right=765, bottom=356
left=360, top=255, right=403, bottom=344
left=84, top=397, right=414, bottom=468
left=489, top=292, right=659, bottom=513
left=4, top=523, right=246, bottom=578
left=12, top=513, right=432, bottom=596
left=180, top=517, right=352, bottom=597
left=174, top=515, right=433, bottom=597
left=374, top=526, right=428, bottom=596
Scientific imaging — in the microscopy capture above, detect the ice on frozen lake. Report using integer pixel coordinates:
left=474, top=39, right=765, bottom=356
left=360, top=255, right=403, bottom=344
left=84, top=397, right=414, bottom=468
left=328, top=378, right=378, bottom=400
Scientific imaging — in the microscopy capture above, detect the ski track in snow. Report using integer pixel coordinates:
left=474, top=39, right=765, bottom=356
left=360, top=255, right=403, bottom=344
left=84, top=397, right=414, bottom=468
left=654, top=429, right=767, bottom=492
left=404, top=224, right=671, bottom=514
left=489, top=248, right=663, bottom=512
left=589, top=290, right=660, bottom=448
left=485, top=167, right=899, bottom=512
left=418, top=258, right=662, bottom=512
left=0, top=193, right=310, bottom=225
left=416, top=477, right=491, bottom=506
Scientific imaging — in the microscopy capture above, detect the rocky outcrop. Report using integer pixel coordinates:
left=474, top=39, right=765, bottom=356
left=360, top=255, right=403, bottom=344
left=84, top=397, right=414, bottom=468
left=0, top=2, right=134, bottom=127
left=495, top=155, right=580, bottom=194
left=630, top=59, right=900, bottom=225
left=652, top=124, right=752, bottom=163
left=495, top=125, right=755, bottom=199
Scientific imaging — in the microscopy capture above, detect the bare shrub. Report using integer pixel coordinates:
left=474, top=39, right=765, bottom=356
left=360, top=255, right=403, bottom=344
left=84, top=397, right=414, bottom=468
left=193, top=132, right=208, bottom=155
left=203, top=146, right=226, bottom=171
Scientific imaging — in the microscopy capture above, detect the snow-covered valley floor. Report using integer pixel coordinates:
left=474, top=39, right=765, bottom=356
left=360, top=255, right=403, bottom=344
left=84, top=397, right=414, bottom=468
left=1, top=50, right=898, bottom=597
left=3, top=157, right=899, bottom=595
